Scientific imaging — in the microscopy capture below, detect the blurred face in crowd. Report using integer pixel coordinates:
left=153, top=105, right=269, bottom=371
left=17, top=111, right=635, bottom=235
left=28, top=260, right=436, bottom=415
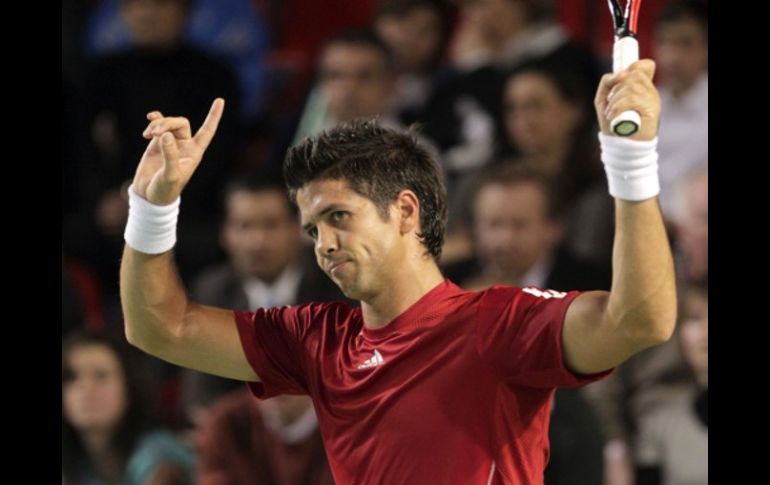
left=679, top=287, right=708, bottom=387
left=298, top=179, right=414, bottom=301
left=319, top=43, right=394, bottom=122
left=222, top=189, right=302, bottom=283
left=504, top=71, right=582, bottom=158
left=676, top=170, right=708, bottom=282
left=63, top=344, right=128, bottom=434
left=460, top=0, right=527, bottom=47
left=654, top=17, right=708, bottom=93
left=375, top=5, right=445, bottom=73
left=473, top=181, right=561, bottom=277
left=121, top=0, right=188, bottom=49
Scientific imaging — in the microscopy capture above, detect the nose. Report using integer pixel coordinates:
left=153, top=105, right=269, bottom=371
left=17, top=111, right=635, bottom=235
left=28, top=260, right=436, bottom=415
left=315, top=224, right=338, bottom=257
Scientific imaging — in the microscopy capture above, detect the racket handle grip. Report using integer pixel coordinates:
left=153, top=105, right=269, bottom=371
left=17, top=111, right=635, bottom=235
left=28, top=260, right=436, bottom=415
left=611, top=36, right=640, bottom=137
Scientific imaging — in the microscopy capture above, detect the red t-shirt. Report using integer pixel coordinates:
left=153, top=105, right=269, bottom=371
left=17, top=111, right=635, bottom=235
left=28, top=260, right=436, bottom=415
left=235, top=280, right=612, bottom=484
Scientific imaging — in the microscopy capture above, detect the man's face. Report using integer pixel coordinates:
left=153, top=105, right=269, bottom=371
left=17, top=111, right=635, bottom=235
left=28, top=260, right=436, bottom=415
left=473, top=181, right=560, bottom=276
left=461, top=0, right=526, bottom=46
left=222, top=189, right=301, bottom=282
left=319, top=44, right=394, bottom=122
left=653, top=18, right=708, bottom=92
left=504, top=72, right=581, bottom=157
left=375, top=6, right=444, bottom=73
left=121, top=0, right=187, bottom=49
left=297, top=179, right=405, bottom=300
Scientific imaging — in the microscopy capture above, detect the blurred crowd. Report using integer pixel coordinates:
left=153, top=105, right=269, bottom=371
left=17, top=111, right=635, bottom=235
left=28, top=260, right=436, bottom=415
left=62, top=1, right=707, bottom=484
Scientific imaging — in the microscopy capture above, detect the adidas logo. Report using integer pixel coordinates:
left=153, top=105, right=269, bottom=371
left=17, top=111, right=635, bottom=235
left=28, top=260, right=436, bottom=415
left=357, top=349, right=385, bottom=369
left=522, top=287, right=567, bottom=299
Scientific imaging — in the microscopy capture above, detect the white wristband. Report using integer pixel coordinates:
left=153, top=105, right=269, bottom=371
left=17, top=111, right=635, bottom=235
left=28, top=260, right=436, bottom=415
left=124, top=185, right=180, bottom=254
left=599, top=132, right=660, bottom=201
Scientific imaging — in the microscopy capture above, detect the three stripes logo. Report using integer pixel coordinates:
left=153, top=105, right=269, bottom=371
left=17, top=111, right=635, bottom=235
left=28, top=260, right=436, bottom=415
left=357, top=349, right=385, bottom=369
left=522, top=287, right=567, bottom=299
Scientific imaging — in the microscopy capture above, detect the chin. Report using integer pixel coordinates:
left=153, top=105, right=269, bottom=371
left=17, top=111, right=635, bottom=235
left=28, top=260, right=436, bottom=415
left=337, top=281, right=359, bottom=300
left=336, top=278, right=368, bottom=301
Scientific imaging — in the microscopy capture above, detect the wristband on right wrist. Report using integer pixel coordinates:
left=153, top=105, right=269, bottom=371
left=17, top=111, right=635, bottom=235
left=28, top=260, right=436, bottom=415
left=599, top=132, right=660, bottom=201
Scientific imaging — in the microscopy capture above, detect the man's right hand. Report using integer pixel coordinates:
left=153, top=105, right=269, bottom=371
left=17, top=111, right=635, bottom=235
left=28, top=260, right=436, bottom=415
left=132, top=98, right=224, bottom=205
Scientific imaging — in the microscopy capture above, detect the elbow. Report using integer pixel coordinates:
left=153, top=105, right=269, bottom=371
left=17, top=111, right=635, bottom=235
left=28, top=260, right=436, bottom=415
left=650, top=303, right=678, bottom=344
left=124, top=318, right=142, bottom=348
left=634, top=312, right=677, bottom=348
left=123, top=314, right=178, bottom=355
left=648, top=319, right=676, bottom=345
left=123, top=317, right=153, bottom=352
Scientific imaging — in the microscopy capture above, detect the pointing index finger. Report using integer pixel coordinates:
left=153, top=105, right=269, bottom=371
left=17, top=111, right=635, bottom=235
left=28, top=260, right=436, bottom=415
left=194, top=98, right=225, bottom=150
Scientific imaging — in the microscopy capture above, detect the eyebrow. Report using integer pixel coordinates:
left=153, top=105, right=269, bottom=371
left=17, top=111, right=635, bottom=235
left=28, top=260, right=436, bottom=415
left=301, top=204, right=346, bottom=233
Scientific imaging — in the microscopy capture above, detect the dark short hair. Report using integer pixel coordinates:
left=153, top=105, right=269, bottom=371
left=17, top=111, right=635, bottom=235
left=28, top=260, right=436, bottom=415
left=283, top=120, right=447, bottom=260
left=656, top=0, right=708, bottom=41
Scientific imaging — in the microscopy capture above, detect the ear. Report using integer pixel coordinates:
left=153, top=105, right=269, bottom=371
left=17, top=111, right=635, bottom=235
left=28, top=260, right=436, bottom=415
left=394, top=189, right=421, bottom=235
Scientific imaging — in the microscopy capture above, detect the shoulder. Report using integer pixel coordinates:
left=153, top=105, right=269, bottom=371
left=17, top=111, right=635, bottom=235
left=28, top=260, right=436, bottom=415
left=240, top=300, right=359, bottom=336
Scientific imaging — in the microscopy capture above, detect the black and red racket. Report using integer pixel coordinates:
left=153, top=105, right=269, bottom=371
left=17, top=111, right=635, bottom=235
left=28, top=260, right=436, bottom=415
left=607, top=0, right=643, bottom=136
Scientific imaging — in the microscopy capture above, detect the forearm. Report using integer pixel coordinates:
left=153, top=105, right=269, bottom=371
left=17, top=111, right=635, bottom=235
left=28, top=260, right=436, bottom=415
left=120, top=246, right=190, bottom=352
left=607, top=197, right=676, bottom=344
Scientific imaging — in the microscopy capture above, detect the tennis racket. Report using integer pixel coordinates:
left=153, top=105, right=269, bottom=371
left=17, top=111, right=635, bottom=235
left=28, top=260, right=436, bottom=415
left=607, top=0, right=643, bottom=136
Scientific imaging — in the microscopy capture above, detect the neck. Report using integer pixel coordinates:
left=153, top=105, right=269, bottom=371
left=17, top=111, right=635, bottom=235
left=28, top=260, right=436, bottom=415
left=481, top=263, right=521, bottom=286
left=361, top=257, right=444, bottom=328
left=81, top=429, right=122, bottom=479
left=525, top=143, right=569, bottom=176
left=668, top=74, right=702, bottom=99
left=81, top=429, right=112, bottom=455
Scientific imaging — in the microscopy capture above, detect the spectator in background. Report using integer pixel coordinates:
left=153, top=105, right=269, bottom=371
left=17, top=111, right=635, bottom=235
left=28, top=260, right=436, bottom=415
left=83, top=0, right=271, bottom=122
left=418, top=0, right=601, bottom=189
left=498, top=60, right=614, bottom=265
left=62, top=331, right=195, bottom=484
left=196, top=389, right=333, bottom=485
left=635, top=281, right=708, bottom=485
left=271, top=29, right=438, bottom=177
left=652, top=0, right=708, bottom=221
left=290, top=29, right=397, bottom=143
left=673, top=165, right=708, bottom=285
left=373, top=0, right=454, bottom=125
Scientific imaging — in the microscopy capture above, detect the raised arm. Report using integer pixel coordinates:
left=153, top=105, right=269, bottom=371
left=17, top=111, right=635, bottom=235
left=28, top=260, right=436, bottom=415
left=562, top=60, right=677, bottom=374
left=120, top=99, right=258, bottom=382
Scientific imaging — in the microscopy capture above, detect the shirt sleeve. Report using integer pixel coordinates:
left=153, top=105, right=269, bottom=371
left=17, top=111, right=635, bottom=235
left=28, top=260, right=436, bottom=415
left=474, top=285, right=613, bottom=388
left=234, top=302, right=334, bottom=399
